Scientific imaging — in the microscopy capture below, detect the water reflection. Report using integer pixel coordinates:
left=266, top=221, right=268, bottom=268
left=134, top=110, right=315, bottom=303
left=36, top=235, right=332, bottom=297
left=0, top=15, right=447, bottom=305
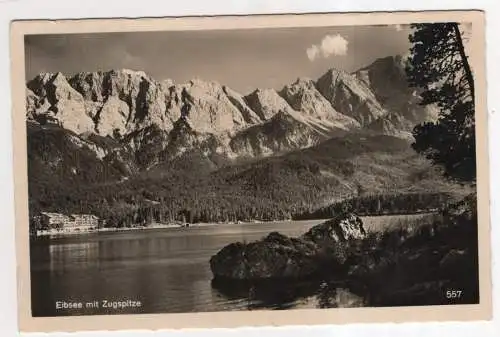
left=31, top=220, right=371, bottom=316
left=210, top=278, right=365, bottom=310
left=48, top=242, right=99, bottom=271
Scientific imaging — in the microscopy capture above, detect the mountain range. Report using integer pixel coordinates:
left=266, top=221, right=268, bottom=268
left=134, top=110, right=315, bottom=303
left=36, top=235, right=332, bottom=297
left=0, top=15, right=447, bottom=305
left=26, top=55, right=463, bottom=224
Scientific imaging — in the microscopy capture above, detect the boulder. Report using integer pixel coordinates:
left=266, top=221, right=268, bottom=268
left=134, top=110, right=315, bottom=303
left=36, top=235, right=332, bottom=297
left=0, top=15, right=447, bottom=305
left=209, top=232, right=319, bottom=280
left=302, top=213, right=366, bottom=243
left=210, top=214, right=366, bottom=281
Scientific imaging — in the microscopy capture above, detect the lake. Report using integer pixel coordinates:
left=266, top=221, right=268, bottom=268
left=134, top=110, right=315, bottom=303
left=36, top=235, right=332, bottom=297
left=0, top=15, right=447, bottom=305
left=30, top=214, right=432, bottom=316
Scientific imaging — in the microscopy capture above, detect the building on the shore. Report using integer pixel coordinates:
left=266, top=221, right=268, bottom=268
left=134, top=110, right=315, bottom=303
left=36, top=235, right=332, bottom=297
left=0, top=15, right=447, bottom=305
left=39, top=212, right=72, bottom=230
left=69, top=214, right=99, bottom=231
left=37, top=212, right=100, bottom=234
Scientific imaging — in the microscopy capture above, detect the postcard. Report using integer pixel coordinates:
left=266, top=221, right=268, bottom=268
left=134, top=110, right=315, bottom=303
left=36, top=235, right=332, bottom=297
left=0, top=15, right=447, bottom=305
left=10, top=10, right=491, bottom=332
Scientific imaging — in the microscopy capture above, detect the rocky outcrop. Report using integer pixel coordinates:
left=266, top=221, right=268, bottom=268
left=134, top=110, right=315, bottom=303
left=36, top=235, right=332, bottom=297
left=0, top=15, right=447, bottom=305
left=210, top=213, right=366, bottom=281
left=302, top=213, right=366, bottom=243
left=209, top=232, right=320, bottom=280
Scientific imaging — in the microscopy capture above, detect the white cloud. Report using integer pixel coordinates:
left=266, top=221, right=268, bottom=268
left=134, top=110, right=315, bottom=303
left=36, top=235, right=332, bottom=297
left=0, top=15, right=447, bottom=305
left=306, top=34, right=349, bottom=62
left=306, top=45, right=320, bottom=61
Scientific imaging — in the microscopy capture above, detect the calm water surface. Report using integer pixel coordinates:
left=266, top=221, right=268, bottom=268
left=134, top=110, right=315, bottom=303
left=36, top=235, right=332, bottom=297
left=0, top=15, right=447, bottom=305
left=31, top=216, right=428, bottom=316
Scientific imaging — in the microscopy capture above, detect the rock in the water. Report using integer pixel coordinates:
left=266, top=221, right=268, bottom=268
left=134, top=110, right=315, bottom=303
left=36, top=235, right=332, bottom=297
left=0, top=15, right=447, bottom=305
left=302, top=213, right=366, bottom=243
left=210, top=232, right=319, bottom=280
left=210, top=214, right=365, bottom=281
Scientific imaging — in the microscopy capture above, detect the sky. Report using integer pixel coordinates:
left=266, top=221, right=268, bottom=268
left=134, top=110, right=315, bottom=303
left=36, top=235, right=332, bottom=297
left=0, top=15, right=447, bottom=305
left=24, top=24, right=413, bottom=95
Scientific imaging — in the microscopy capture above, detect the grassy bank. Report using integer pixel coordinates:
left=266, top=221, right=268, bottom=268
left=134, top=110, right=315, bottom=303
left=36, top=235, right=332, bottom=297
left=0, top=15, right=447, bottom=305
left=344, top=194, right=479, bottom=306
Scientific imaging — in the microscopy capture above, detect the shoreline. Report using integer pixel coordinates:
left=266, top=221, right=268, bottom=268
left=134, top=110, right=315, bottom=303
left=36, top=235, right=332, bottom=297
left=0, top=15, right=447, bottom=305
left=32, top=220, right=292, bottom=238
left=34, top=222, right=211, bottom=237
left=32, top=212, right=436, bottom=238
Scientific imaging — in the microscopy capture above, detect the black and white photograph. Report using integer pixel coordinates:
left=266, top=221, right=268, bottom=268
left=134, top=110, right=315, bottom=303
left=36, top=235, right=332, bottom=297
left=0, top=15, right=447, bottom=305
left=12, top=11, right=490, bottom=329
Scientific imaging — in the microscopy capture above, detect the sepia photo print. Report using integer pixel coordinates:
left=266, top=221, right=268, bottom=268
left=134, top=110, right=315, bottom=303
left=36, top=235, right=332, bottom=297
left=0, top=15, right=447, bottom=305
left=11, top=11, right=491, bottom=332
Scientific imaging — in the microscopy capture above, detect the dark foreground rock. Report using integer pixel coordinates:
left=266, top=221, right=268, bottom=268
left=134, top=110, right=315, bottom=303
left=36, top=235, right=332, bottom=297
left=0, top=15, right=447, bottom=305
left=210, top=193, right=479, bottom=307
left=209, top=232, right=318, bottom=280
left=345, top=193, right=479, bottom=306
left=209, top=213, right=366, bottom=281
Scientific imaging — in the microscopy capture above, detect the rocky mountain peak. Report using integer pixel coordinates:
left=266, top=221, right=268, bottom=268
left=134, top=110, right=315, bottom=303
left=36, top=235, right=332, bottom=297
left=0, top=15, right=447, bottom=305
left=28, top=72, right=72, bottom=98
left=161, top=78, right=175, bottom=89
left=315, top=67, right=386, bottom=125
left=37, top=72, right=55, bottom=82
left=279, top=76, right=360, bottom=130
left=353, top=54, right=438, bottom=125
left=119, top=68, right=148, bottom=77
left=164, top=79, right=258, bottom=134
left=26, top=72, right=95, bottom=134
left=292, top=77, right=316, bottom=87
left=50, top=71, right=68, bottom=83
left=222, top=85, right=262, bottom=125
left=185, top=78, right=227, bottom=97
left=355, top=55, right=407, bottom=88
left=244, top=88, right=293, bottom=121
left=25, top=54, right=440, bottom=171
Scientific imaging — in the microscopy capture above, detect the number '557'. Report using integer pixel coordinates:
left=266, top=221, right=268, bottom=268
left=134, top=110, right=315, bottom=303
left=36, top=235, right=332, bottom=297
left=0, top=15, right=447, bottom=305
left=446, top=290, right=462, bottom=299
